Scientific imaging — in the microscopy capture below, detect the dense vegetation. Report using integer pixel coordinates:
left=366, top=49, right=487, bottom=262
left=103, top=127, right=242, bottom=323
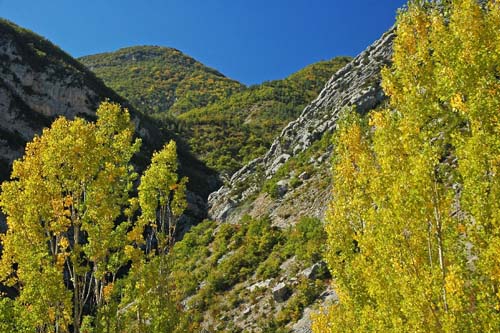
left=175, top=57, right=351, bottom=175
left=0, top=17, right=350, bottom=333
left=3, top=0, right=499, bottom=332
left=0, top=115, right=329, bottom=332
left=313, top=0, right=500, bottom=331
left=167, top=215, right=328, bottom=332
left=79, top=46, right=244, bottom=116
left=81, top=48, right=351, bottom=175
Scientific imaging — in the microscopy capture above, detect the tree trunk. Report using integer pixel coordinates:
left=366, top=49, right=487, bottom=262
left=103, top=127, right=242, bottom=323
left=73, top=225, right=81, bottom=333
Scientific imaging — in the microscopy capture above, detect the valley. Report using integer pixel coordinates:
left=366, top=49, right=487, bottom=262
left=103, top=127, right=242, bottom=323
left=1, top=1, right=499, bottom=332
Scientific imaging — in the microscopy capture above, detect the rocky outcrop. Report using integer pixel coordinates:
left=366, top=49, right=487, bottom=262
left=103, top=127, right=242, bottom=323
left=203, top=27, right=396, bottom=332
left=208, top=28, right=395, bottom=222
left=272, top=282, right=291, bottom=303
left=299, top=261, right=329, bottom=280
left=0, top=19, right=156, bottom=180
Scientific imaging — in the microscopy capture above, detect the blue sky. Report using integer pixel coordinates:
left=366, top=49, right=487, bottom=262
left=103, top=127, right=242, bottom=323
left=1, top=0, right=406, bottom=85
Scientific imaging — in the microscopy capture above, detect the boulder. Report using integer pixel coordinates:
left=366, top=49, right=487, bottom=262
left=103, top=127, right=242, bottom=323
left=272, top=282, right=291, bottom=302
left=299, top=261, right=329, bottom=280
left=275, top=180, right=289, bottom=198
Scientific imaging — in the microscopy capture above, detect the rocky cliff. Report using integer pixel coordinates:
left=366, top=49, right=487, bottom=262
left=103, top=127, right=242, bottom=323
left=208, top=28, right=395, bottom=225
left=0, top=19, right=157, bottom=179
left=0, top=16, right=397, bottom=331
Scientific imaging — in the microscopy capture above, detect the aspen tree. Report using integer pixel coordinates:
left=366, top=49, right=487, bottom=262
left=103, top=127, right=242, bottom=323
left=314, top=1, right=500, bottom=332
left=0, top=102, right=140, bottom=333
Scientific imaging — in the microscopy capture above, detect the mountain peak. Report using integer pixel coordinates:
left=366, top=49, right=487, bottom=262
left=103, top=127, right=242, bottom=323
left=79, top=45, right=244, bottom=115
left=82, top=45, right=203, bottom=71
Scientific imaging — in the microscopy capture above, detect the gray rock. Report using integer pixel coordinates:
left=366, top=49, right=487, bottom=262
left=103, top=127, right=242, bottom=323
left=216, top=251, right=234, bottom=264
left=291, top=307, right=313, bottom=333
left=299, top=262, right=327, bottom=280
left=268, top=153, right=291, bottom=176
left=275, top=180, right=289, bottom=198
left=272, top=282, right=291, bottom=302
left=218, top=200, right=235, bottom=221
left=298, top=171, right=310, bottom=181
left=280, top=256, right=297, bottom=272
left=291, top=287, right=339, bottom=333
left=320, top=288, right=339, bottom=303
left=242, top=306, right=252, bottom=316
left=247, top=279, right=272, bottom=292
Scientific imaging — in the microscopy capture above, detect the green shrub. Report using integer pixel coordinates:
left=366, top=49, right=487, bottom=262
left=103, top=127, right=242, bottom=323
left=256, top=251, right=284, bottom=279
left=284, top=217, right=326, bottom=264
left=166, top=214, right=327, bottom=331
left=276, top=278, right=324, bottom=325
left=289, top=176, right=302, bottom=189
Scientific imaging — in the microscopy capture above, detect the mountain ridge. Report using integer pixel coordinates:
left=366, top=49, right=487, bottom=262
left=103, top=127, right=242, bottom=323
left=157, top=28, right=398, bottom=332
left=79, top=43, right=352, bottom=176
left=79, top=45, right=245, bottom=116
left=208, top=28, right=395, bottom=224
left=175, top=56, right=352, bottom=175
left=1, top=16, right=396, bottom=333
left=150, top=28, right=396, bottom=333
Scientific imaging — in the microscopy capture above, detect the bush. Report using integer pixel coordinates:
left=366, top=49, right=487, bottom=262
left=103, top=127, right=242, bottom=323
left=276, top=278, right=324, bottom=325
left=284, top=217, right=327, bottom=264
left=256, top=251, right=284, bottom=279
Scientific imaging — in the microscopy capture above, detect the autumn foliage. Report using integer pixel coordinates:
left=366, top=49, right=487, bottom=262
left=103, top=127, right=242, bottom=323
left=314, top=1, right=500, bottom=332
left=0, top=102, right=187, bottom=332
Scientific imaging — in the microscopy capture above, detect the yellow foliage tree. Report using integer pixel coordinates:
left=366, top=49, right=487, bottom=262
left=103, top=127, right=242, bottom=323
left=0, top=102, right=141, bottom=333
left=117, top=140, right=188, bottom=332
left=314, top=1, right=500, bottom=332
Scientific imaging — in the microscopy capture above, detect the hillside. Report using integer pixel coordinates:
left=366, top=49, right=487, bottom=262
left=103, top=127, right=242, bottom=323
left=0, top=15, right=378, bottom=328
left=208, top=30, right=394, bottom=223
left=176, top=57, right=352, bottom=175
left=0, top=18, right=219, bottom=224
left=0, top=15, right=382, bottom=333
left=79, top=46, right=245, bottom=116
left=2, top=1, right=498, bottom=332
left=81, top=48, right=351, bottom=175
left=0, top=18, right=133, bottom=180
left=168, top=29, right=395, bottom=332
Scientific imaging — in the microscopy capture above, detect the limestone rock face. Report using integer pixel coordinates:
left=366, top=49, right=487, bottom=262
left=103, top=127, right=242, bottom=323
left=204, top=28, right=396, bottom=332
left=0, top=20, right=155, bottom=181
left=208, top=28, right=395, bottom=222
